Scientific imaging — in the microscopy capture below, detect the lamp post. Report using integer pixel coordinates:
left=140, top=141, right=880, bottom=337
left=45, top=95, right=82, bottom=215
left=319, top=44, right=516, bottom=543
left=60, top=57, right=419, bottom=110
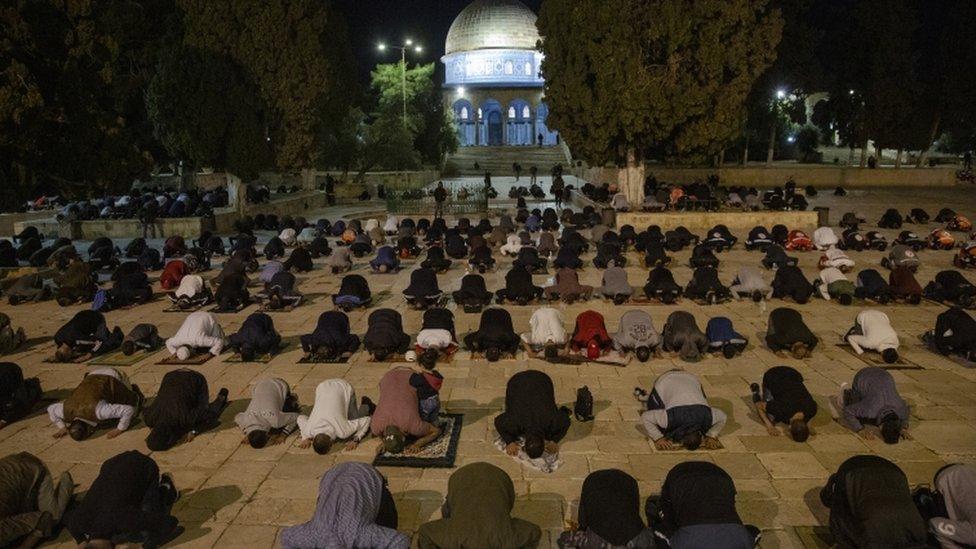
left=377, top=40, right=424, bottom=130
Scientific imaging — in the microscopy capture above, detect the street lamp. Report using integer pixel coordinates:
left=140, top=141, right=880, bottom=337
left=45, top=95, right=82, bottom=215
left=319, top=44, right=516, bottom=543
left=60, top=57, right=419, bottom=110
left=775, top=88, right=787, bottom=100
left=377, top=39, right=424, bottom=130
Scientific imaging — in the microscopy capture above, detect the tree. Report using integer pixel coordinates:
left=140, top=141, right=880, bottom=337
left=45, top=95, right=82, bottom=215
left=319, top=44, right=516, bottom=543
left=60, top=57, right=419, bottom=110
left=318, top=106, right=365, bottom=176
left=538, top=0, right=782, bottom=203
left=146, top=47, right=273, bottom=180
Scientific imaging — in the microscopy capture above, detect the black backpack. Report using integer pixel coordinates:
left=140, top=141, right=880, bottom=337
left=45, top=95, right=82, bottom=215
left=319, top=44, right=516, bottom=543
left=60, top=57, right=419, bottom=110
left=574, top=386, right=594, bottom=422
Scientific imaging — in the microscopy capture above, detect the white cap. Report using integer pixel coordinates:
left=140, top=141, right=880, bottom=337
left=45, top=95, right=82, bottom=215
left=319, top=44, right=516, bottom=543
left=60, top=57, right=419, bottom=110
left=176, top=346, right=191, bottom=361
left=405, top=350, right=417, bottom=362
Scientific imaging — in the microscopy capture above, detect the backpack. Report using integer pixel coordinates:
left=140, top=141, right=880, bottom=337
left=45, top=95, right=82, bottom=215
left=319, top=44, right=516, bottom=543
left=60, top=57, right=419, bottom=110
left=574, top=386, right=594, bottom=422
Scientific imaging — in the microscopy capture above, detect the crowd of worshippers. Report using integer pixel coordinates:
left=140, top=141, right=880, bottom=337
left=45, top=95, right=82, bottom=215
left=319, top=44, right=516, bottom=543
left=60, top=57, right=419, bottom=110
left=38, top=188, right=229, bottom=222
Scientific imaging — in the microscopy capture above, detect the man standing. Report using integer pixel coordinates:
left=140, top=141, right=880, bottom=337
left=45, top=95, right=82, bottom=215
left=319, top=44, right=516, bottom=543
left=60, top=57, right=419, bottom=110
left=835, top=367, right=910, bottom=444
left=433, top=182, right=447, bottom=219
left=494, top=370, right=571, bottom=459
left=297, top=379, right=374, bottom=455
left=635, top=369, right=726, bottom=451
left=371, top=367, right=441, bottom=455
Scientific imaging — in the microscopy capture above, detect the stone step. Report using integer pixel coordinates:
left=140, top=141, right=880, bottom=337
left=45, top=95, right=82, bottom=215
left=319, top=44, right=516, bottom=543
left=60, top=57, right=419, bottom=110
left=445, top=146, right=569, bottom=175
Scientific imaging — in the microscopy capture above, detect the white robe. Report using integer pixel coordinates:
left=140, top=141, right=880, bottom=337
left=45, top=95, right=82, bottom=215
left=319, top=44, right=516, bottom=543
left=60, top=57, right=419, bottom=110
left=296, top=379, right=371, bottom=442
left=165, top=311, right=225, bottom=356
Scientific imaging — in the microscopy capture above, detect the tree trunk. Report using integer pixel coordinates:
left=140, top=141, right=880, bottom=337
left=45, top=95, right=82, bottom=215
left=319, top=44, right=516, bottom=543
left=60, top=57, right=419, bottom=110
left=742, top=136, right=750, bottom=166
left=916, top=113, right=942, bottom=168
left=719, top=148, right=726, bottom=167
left=875, top=143, right=883, bottom=166
left=766, top=125, right=776, bottom=165
left=895, top=149, right=903, bottom=168
left=859, top=141, right=869, bottom=167
left=848, top=146, right=855, bottom=166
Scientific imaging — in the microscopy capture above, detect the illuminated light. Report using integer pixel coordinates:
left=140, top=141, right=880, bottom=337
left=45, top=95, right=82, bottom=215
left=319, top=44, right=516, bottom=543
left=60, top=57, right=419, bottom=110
left=775, top=89, right=787, bottom=99
left=457, top=87, right=466, bottom=95
left=405, top=39, right=413, bottom=46
left=377, top=43, right=387, bottom=51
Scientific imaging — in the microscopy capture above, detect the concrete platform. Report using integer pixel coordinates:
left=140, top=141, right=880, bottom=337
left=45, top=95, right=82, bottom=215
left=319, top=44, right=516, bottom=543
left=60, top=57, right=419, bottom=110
left=616, top=209, right=822, bottom=233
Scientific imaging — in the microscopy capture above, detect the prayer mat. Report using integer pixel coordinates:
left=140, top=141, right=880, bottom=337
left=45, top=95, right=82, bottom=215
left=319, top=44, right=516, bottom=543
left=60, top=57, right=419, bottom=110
left=208, top=302, right=251, bottom=314
left=297, top=352, right=351, bottom=364
left=835, top=344, right=923, bottom=370
left=224, top=343, right=290, bottom=364
left=257, top=297, right=304, bottom=313
left=492, top=436, right=563, bottom=473
left=543, top=351, right=630, bottom=366
left=370, top=290, right=393, bottom=306
left=373, top=413, right=463, bottom=468
left=157, top=352, right=214, bottom=366
left=367, top=353, right=409, bottom=364
left=42, top=354, right=90, bottom=365
left=162, top=303, right=206, bottom=313
left=87, top=348, right=156, bottom=367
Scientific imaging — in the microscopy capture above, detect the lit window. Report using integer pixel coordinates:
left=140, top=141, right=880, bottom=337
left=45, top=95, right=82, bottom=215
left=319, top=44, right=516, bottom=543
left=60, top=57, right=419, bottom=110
left=525, top=62, right=532, bottom=76
left=477, top=108, right=482, bottom=119
left=508, top=107, right=516, bottom=118
left=460, top=107, right=469, bottom=120
left=522, top=106, right=530, bottom=119
left=505, top=61, right=514, bottom=75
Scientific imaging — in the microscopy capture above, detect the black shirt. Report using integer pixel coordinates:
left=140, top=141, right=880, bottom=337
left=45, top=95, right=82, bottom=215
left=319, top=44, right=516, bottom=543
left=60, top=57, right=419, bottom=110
left=494, top=370, right=570, bottom=444
left=763, top=366, right=817, bottom=422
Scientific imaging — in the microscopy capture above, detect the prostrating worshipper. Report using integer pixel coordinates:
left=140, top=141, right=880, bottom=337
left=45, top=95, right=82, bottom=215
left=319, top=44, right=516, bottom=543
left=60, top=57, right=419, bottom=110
left=235, top=377, right=300, bottom=448
left=281, top=462, right=408, bottom=549
left=258, top=260, right=284, bottom=285
left=463, top=308, right=521, bottom=361
left=6, top=273, right=50, bottom=305
left=596, top=265, right=633, bottom=304
left=369, top=245, right=400, bottom=273
left=929, top=227, right=957, bottom=250
left=307, top=235, right=331, bottom=258
left=745, top=226, right=773, bottom=251
left=569, top=310, right=612, bottom=359
left=300, top=311, right=360, bottom=361
left=665, top=226, right=699, bottom=252
left=765, top=307, right=817, bottom=359
left=0, top=452, right=74, bottom=548
left=264, top=236, right=286, bottom=260
left=837, top=366, right=910, bottom=443
left=384, top=215, right=399, bottom=235
left=643, top=265, right=683, bottom=304
left=661, top=311, right=708, bottom=362
left=494, top=370, right=570, bottom=458
left=468, top=244, right=495, bottom=273
left=415, top=308, right=457, bottom=366
left=521, top=307, right=567, bottom=358
left=349, top=233, right=373, bottom=258
left=820, top=456, right=927, bottom=547
left=611, top=310, right=660, bottom=362
left=165, top=311, right=225, bottom=361
left=0, top=314, right=26, bottom=355
left=688, top=243, right=720, bottom=270
left=684, top=266, right=732, bottom=305
left=0, top=241, right=18, bottom=268
left=845, top=309, right=899, bottom=364
left=558, top=469, right=654, bottom=548
left=924, top=270, right=976, bottom=307
left=227, top=312, right=282, bottom=361
left=635, top=369, right=726, bottom=450
left=120, top=324, right=163, bottom=357
left=553, top=246, right=584, bottom=270
left=750, top=366, right=817, bottom=441
left=536, top=231, right=558, bottom=257
left=168, top=274, right=212, bottom=310
left=396, top=234, right=421, bottom=258
left=283, top=245, right=314, bottom=273
left=544, top=267, right=593, bottom=303
left=702, top=224, right=737, bottom=252
left=417, top=462, right=542, bottom=549
left=816, top=266, right=855, bottom=305
left=163, top=236, right=187, bottom=259
left=143, top=369, right=228, bottom=451
left=592, top=241, right=626, bottom=269
left=326, top=245, right=354, bottom=274
left=770, top=264, right=814, bottom=304
left=297, top=379, right=374, bottom=454
left=54, top=258, right=96, bottom=306
left=263, top=269, right=303, bottom=310
left=48, top=367, right=141, bottom=440
left=420, top=246, right=452, bottom=272
left=333, top=274, right=372, bottom=311
left=371, top=367, right=442, bottom=455
left=924, top=306, right=976, bottom=361
left=894, top=232, right=927, bottom=253
left=496, top=264, right=543, bottom=305
left=213, top=270, right=250, bottom=312
left=706, top=317, right=748, bottom=359
left=729, top=266, right=772, bottom=302
left=0, top=363, right=41, bottom=429
left=500, top=234, right=522, bottom=257
left=363, top=309, right=412, bottom=361
left=403, top=267, right=443, bottom=309
left=646, top=462, right=758, bottom=547
left=813, top=226, right=839, bottom=250
left=785, top=229, right=813, bottom=252
left=451, top=274, right=494, bottom=311
left=853, top=268, right=892, bottom=304
left=159, top=258, right=188, bottom=290
left=66, top=450, right=180, bottom=547
left=917, top=463, right=976, bottom=548
left=108, top=268, right=153, bottom=309
left=444, top=232, right=468, bottom=259
left=761, top=243, right=797, bottom=270
left=514, top=246, right=547, bottom=273
left=889, top=265, right=923, bottom=305
left=53, top=310, right=123, bottom=362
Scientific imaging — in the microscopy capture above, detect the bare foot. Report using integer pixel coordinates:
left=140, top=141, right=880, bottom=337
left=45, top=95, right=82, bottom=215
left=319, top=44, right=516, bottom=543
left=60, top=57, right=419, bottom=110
left=105, top=429, right=123, bottom=439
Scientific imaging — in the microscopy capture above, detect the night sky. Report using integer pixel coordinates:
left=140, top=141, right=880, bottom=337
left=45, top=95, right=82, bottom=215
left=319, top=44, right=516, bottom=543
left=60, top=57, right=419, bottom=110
left=336, top=0, right=543, bottom=85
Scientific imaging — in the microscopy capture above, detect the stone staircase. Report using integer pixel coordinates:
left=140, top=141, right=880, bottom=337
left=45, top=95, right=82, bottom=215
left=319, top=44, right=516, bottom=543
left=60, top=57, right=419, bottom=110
left=445, top=146, right=571, bottom=176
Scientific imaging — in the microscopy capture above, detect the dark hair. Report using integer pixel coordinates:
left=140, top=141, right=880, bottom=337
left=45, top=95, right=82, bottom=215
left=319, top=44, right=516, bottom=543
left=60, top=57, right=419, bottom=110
left=312, top=433, right=333, bottom=455
left=635, top=346, right=651, bottom=362
left=121, top=340, right=136, bottom=356
left=880, top=414, right=902, bottom=444
left=613, top=294, right=627, bottom=305
left=722, top=344, right=737, bottom=360
left=680, top=430, right=703, bottom=451
left=839, top=293, right=853, bottom=306
left=322, top=346, right=337, bottom=360
left=373, top=348, right=390, bottom=362
left=881, top=348, right=899, bottom=364
left=661, top=293, right=675, bottom=304
left=907, top=294, right=921, bottom=305
left=419, top=348, right=438, bottom=370
left=146, top=426, right=179, bottom=451
left=248, top=430, right=269, bottom=449
left=68, top=420, right=90, bottom=441
left=485, top=346, right=501, bottom=362
left=240, top=347, right=255, bottom=362
left=791, top=342, right=809, bottom=360
left=752, top=290, right=763, bottom=303
left=524, top=432, right=545, bottom=459
left=795, top=295, right=809, bottom=305
left=789, top=418, right=810, bottom=442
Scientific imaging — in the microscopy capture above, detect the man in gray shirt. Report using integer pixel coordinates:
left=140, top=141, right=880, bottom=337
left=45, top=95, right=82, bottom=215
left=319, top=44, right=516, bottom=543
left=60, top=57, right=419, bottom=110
left=836, top=367, right=910, bottom=444
left=635, top=370, right=726, bottom=451
left=235, top=377, right=300, bottom=449
left=611, top=310, right=660, bottom=362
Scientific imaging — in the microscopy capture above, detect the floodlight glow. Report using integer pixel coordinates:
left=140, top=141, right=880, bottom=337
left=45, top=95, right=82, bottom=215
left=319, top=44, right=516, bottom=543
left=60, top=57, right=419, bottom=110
left=776, top=89, right=787, bottom=99
left=378, top=43, right=387, bottom=51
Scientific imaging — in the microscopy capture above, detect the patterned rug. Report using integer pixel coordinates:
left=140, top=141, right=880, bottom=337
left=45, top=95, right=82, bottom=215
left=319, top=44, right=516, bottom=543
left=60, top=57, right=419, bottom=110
left=88, top=349, right=156, bottom=367
left=373, top=413, right=463, bottom=468
left=493, top=436, right=563, bottom=473
left=157, top=352, right=214, bottom=366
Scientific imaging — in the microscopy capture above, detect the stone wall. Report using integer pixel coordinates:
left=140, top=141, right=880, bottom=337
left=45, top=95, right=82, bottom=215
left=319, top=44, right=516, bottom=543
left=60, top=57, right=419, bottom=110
left=0, top=211, right=60, bottom=237
left=615, top=210, right=821, bottom=233
left=13, top=216, right=214, bottom=241
left=319, top=170, right=440, bottom=197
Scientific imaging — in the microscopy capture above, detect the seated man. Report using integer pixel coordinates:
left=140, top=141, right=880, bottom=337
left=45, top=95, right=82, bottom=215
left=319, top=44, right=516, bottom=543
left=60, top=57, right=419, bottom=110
left=643, top=266, right=682, bottom=304
left=836, top=366, right=910, bottom=444
left=611, top=310, right=660, bottom=362
left=415, top=308, right=457, bottom=366
left=750, top=366, right=817, bottom=441
left=362, top=308, right=411, bottom=361
left=820, top=456, right=927, bottom=548
left=121, top=324, right=164, bottom=356
left=48, top=367, right=142, bottom=440
left=816, top=266, right=855, bottom=305
left=596, top=265, right=633, bottom=304
left=66, top=451, right=179, bottom=548
left=647, top=462, right=758, bottom=547
left=0, top=452, right=74, bottom=549
left=0, top=313, right=26, bottom=354
left=168, top=274, right=212, bottom=310
left=766, top=307, right=818, bottom=358
left=368, top=246, right=400, bottom=273
left=544, top=267, right=592, bottom=303
left=0, top=363, right=41, bottom=430
left=729, top=266, right=772, bottom=302
left=635, top=369, right=726, bottom=450
left=371, top=367, right=442, bottom=455
left=925, top=306, right=976, bottom=360
left=661, top=311, right=708, bottom=362
left=770, top=264, right=814, bottom=304
left=300, top=311, right=360, bottom=361
left=53, top=310, right=124, bottom=362
left=521, top=307, right=568, bottom=358
left=420, top=246, right=452, bottom=272
left=569, top=310, right=612, bottom=358
left=6, top=273, right=50, bottom=305
left=853, top=269, right=892, bottom=304
left=494, top=370, right=570, bottom=459
left=263, top=270, right=303, bottom=310
left=684, top=266, right=732, bottom=304
left=326, top=246, right=353, bottom=274
left=235, top=377, right=300, bottom=448
left=297, top=379, right=374, bottom=454
left=845, top=310, right=899, bottom=364
left=451, top=274, right=494, bottom=311
left=705, top=317, right=748, bottom=359
left=213, top=271, right=250, bottom=311
left=495, top=264, right=543, bottom=305
left=165, top=311, right=225, bottom=360
left=332, top=274, right=371, bottom=310
left=227, top=312, right=282, bottom=360
left=402, top=267, right=443, bottom=309
left=143, top=369, right=229, bottom=451
left=463, top=308, right=521, bottom=362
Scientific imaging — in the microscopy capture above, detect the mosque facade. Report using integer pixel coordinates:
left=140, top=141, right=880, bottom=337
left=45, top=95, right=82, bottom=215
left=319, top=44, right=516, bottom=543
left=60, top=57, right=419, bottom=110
left=442, top=0, right=559, bottom=147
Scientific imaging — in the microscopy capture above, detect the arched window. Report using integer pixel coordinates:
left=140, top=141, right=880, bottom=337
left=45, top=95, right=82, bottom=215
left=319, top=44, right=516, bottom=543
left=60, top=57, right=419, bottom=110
left=524, top=62, right=532, bottom=76
left=505, top=61, right=514, bottom=75
left=522, top=105, right=531, bottom=119
left=508, top=107, right=516, bottom=119
left=477, top=108, right=482, bottom=119
left=460, top=107, right=469, bottom=120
